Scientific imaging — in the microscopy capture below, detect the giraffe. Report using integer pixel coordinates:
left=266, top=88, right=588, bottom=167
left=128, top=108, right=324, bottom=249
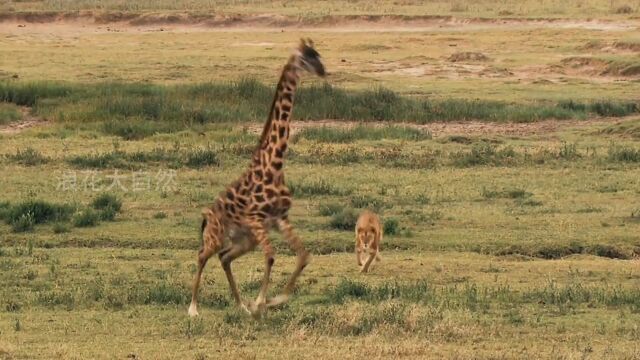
left=189, top=39, right=326, bottom=318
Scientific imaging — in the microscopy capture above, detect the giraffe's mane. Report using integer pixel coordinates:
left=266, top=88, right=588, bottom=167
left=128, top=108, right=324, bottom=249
left=255, top=58, right=295, bottom=154
left=256, top=74, right=282, bottom=151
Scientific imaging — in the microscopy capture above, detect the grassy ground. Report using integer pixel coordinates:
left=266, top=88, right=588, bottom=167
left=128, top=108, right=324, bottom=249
left=1, top=24, right=639, bottom=101
left=1, top=4, right=640, bottom=359
left=2, top=0, right=639, bottom=18
left=1, top=116, right=640, bottom=358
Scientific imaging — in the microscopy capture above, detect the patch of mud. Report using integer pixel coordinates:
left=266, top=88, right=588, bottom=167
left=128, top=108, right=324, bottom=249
left=447, top=51, right=490, bottom=62
left=244, top=118, right=618, bottom=138
left=0, top=106, right=49, bottom=135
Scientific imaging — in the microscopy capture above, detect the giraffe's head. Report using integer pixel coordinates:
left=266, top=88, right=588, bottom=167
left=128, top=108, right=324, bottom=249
left=294, top=38, right=326, bottom=77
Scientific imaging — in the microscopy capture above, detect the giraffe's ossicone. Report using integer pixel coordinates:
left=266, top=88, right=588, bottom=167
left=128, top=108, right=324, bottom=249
left=189, top=39, right=326, bottom=318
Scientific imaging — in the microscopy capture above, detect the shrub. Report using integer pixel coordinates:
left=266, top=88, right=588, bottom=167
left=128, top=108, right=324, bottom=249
left=329, top=208, right=359, bottom=231
left=92, top=193, right=122, bottom=212
left=73, top=209, right=100, bottom=227
left=99, top=207, right=117, bottom=221
left=52, top=223, right=70, bottom=234
left=11, top=212, right=35, bottom=232
left=153, top=211, right=167, bottom=219
left=4, top=200, right=75, bottom=225
left=383, top=218, right=400, bottom=235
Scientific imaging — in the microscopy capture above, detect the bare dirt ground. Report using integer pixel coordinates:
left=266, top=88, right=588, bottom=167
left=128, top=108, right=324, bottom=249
left=0, top=106, right=49, bottom=135
left=0, top=13, right=637, bottom=35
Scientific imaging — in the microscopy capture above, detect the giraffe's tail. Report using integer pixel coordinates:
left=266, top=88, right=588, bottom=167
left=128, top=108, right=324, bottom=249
left=200, top=217, right=207, bottom=246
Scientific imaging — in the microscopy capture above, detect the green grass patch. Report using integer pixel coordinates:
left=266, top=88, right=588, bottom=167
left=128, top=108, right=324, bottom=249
left=67, top=146, right=220, bottom=169
left=0, top=102, right=21, bottom=125
left=72, top=209, right=100, bottom=227
left=481, top=187, right=532, bottom=199
left=452, top=143, right=518, bottom=167
left=328, top=207, right=359, bottom=231
left=289, top=178, right=352, bottom=197
left=317, top=202, right=345, bottom=217
left=608, top=144, right=640, bottom=162
left=294, top=125, right=432, bottom=143
left=1, top=80, right=638, bottom=138
left=4, top=147, right=49, bottom=166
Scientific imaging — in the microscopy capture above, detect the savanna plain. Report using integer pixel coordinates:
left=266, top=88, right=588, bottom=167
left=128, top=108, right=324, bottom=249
left=1, top=1, right=640, bottom=359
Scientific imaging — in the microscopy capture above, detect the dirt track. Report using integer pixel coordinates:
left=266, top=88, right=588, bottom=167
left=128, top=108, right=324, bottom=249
left=2, top=106, right=629, bottom=137
left=245, top=117, right=625, bottom=137
left=0, top=12, right=638, bottom=34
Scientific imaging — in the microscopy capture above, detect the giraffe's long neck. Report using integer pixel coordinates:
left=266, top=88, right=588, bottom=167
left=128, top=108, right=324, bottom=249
left=254, top=58, right=300, bottom=171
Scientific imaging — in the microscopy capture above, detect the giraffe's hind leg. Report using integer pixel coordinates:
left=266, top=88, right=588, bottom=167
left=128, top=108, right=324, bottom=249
left=267, top=218, right=309, bottom=307
left=219, top=240, right=255, bottom=315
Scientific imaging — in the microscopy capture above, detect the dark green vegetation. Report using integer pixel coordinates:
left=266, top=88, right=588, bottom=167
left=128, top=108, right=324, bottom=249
left=0, top=102, right=21, bottom=125
left=0, top=194, right=123, bottom=233
left=66, top=145, right=219, bottom=169
left=1, top=80, right=638, bottom=139
left=294, top=125, right=432, bottom=143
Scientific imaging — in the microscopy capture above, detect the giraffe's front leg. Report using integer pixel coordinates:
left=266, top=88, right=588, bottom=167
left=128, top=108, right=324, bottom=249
left=245, top=221, right=273, bottom=318
left=267, top=218, right=310, bottom=308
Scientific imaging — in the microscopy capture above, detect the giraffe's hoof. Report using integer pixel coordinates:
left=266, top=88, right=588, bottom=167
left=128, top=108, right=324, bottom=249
left=188, top=303, right=199, bottom=317
left=246, top=300, right=266, bottom=319
left=239, top=300, right=252, bottom=315
left=266, top=294, right=289, bottom=308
